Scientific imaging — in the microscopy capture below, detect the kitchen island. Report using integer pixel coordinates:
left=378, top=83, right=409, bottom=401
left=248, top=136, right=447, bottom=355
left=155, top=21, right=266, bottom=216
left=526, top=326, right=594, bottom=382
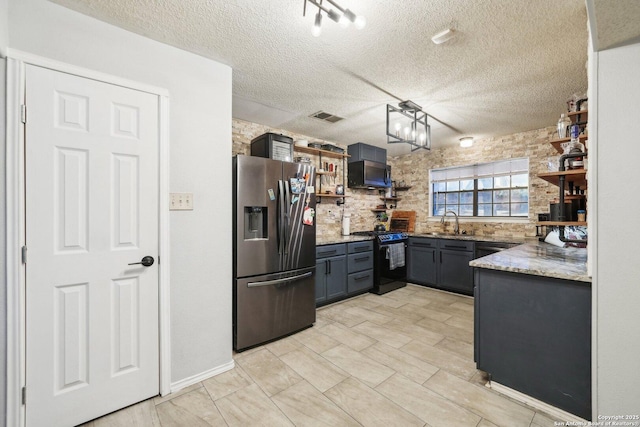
left=470, top=241, right=591, bottom=421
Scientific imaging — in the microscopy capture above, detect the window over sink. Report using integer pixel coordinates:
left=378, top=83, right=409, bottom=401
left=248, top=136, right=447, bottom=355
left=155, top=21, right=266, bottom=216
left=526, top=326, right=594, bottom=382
left=430, top=158, right=529, bottom=218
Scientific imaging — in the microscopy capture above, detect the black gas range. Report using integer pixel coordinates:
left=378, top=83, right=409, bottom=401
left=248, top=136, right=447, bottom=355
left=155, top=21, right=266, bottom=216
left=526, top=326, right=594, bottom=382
left=351, top=230, right=408, bottom=295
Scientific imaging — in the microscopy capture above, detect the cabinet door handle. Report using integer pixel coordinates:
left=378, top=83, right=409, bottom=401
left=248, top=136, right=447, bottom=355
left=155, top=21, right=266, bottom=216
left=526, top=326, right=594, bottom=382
left=327, top=259, right=331, bottom=275
left=354, top=256, right=369, bottom=261
left=412, top=243, right=433, bottom=248
left=318, top=250, right=337, bottom=257
left=354, top=273, right=370, bottom=281
left=440, top=252, right=442, bottom=263
left=433, top=251, right=435, bottom=263
left=444, top=244, right=468, bottom=250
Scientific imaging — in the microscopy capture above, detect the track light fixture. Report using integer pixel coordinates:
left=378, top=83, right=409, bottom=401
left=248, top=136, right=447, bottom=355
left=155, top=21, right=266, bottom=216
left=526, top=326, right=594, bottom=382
left=386, top=100, right=431, bottom=151
left=303, top=0, right=365, bottom=36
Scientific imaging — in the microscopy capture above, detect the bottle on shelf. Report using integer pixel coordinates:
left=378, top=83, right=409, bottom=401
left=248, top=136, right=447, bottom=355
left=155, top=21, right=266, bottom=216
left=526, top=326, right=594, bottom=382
left=563, top=124, right=585, bottom=169
left=557, top=113, right=571, bottom=138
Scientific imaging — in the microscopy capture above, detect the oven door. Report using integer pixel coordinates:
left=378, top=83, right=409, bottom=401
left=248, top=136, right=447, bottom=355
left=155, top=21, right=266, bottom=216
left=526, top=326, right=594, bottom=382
left=378, top=242, right=407, bottom=285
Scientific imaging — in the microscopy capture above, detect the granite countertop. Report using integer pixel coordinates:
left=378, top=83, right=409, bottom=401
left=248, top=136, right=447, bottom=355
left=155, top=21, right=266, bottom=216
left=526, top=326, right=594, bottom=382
left=317, top=232, right=533, bottom=246
left=316, top=235, right=374, bottom=245
left=409, top=233, right=532, bottom=244
left=469, top=241, right=590, bottom=283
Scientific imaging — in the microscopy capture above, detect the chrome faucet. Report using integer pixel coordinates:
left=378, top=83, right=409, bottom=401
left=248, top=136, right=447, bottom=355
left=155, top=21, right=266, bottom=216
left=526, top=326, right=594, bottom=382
left=441, top=210, right=460, bottom=234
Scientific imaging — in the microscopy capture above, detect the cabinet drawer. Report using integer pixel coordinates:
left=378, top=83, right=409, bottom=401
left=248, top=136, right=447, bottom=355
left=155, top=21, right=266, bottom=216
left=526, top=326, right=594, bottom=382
left=316, top=243, right=346, bottom=259
left=408, top=237, right=437, bottom=248
left=347, top=252, right=373, bottom=273
left=348, top=240, right=373, bottom=253
left=439, top=240, right=474, bottom=252
left=347, top=269, right=373, bottom=293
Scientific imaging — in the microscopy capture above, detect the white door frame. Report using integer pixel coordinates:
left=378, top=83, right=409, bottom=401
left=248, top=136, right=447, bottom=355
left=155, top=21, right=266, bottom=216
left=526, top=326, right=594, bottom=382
left=5, top=50, right=172, bottom=427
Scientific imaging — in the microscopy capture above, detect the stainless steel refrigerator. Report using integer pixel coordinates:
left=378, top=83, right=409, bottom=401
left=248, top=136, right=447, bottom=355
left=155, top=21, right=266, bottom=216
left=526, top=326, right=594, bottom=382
left=233, top=155, right=317, bottom=351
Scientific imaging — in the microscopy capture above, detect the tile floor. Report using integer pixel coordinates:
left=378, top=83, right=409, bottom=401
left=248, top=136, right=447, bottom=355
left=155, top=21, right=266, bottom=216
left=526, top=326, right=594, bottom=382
left=81, top=284, right=564, bottom=427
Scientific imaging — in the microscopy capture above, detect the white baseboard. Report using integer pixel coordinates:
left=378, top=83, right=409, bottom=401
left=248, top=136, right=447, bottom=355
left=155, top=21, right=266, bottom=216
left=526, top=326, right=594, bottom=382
left=168, top=360, right=235, bottom=395
left=487, top=381, right=589, bottom=423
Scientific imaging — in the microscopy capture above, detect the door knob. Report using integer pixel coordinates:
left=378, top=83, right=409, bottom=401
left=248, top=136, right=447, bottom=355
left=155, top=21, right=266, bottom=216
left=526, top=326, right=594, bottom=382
left=128, top=256, right=154, bottom=267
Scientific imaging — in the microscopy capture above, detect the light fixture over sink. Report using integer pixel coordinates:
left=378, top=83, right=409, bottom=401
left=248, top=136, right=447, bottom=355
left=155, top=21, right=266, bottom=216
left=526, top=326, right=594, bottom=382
left=386, top=100, right=431, bottom=151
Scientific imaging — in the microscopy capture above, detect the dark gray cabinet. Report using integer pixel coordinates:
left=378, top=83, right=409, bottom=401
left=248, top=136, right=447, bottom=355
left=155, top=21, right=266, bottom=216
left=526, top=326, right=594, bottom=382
left=438, top=240, right=474, bottom=295
left=347, top=142, right=387, bottom=164
left=407, top=237, right=474, bottom=295
left=347, top=241, right=374, bottom=294
left=407, top=238, right=437, bottom=285
left=474, top=268, right=591, bottom=420
left=315, top=244, right=347, bottom=305
left=316, top=241, right=373, bottom=306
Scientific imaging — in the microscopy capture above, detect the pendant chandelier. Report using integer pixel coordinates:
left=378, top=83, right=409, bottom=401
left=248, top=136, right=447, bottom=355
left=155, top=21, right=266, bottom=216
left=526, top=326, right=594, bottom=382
left=386, top=100, right=431, bottom=151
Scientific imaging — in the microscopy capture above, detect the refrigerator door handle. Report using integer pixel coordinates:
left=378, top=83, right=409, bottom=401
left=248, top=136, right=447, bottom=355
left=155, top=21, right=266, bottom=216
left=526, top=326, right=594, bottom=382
left=247, top=271, right=313, bottom=288
left=283, top=179, right=291, bottom=255
left=277, top=180, right=285, bottom=256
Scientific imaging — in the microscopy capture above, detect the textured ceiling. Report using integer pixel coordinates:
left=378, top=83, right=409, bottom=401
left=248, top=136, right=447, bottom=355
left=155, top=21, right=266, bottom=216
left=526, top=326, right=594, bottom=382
left=49, top=0, right=590, bottom=155
left=590, top=0, right=640, bottom=51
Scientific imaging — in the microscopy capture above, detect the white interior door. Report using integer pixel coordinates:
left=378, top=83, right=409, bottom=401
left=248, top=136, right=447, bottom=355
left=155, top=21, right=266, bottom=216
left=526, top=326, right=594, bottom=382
left=24, top=65, right=160, bottom=427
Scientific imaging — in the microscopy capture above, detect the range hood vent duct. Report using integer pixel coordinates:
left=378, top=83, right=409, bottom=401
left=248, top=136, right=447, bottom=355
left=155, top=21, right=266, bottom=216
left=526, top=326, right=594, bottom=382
left=309, top=111, right=344, bottom=123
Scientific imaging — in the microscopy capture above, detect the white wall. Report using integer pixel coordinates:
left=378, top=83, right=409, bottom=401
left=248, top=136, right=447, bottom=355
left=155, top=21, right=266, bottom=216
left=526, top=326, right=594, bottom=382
left=0, top=0, right=7, bottom=57
left=592, top=41, right=640, bottom=414
left=6, top=0, right=233, bottom=386
left=1, top=57, right=8, bottom=427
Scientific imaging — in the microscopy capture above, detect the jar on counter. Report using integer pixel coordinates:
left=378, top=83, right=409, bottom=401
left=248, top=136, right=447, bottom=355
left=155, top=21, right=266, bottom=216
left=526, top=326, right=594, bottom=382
left=577, top=210, right=586, bottom=222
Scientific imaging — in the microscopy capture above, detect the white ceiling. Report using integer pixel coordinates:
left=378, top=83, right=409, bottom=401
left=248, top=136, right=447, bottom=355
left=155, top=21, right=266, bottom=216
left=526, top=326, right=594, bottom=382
left=49, top=0, right=591, bottom=155
left=589, top=0, right=640, bottom=51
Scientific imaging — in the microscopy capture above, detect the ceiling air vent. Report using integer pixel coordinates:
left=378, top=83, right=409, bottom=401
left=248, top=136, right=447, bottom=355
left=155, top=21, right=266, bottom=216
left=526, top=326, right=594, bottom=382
left=309, top=111, right=344, bottom=123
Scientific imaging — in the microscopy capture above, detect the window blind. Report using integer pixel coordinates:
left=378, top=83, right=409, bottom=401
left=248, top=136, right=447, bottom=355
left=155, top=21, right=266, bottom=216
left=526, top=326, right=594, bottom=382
left=431, top=158, right=529, bottom=182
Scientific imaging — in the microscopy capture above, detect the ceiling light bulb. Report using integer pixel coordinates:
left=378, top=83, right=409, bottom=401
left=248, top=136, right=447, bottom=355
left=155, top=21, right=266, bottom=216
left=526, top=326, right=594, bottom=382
left=342, top=8, right=356, bottom=23
left=312, top=12, right=322, bottom=37
left=327, top=9, right=341, bottom=23
left=459, top=137, right=474, bottom=148
left=354, top=15, right=366, bottom=30
left=339, top=14, right=350, bottom=27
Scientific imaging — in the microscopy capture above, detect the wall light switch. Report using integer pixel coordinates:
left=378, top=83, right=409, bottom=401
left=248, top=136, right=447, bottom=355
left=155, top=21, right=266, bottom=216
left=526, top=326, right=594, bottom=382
left=170, top=193, right=194, bottom=210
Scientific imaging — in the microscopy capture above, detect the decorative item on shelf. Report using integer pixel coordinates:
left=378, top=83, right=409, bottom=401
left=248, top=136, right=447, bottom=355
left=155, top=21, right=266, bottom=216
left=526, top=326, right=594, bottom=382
left=320, top=143, right=345, bottom=154
left=386, top=100, right=431, bottom=151
left=375, top=212, right=388, bottom=226
left=567, top=93, right=587, bottom=113
left=303, top=0, right=365, bottom=37
left=459, top=137, right=474, bottom=148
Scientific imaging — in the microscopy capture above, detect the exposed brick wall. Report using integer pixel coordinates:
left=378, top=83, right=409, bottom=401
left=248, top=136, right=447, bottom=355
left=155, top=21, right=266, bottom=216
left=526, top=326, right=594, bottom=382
left=232, top=118, right=562, bottom=240
left=387, top=127, right=561, bottom=238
